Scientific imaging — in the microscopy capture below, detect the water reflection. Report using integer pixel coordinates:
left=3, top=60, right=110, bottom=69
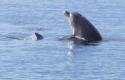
left=67, top=38, right=100, bottom=52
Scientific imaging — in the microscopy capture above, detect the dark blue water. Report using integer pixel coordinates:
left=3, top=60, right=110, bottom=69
left=0, top=0, right=125, bottom=80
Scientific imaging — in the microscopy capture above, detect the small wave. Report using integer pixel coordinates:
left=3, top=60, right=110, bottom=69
left=0, top=32, right=29, bottom=41
left=58, top=35, right=101, bottom=46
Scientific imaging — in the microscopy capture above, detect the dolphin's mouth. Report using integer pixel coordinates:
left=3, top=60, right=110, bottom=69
left=64, top=11, right=70, bottom=17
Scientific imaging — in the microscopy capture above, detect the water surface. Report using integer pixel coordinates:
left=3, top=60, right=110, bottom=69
left=0, top=0, right=125, bottom=80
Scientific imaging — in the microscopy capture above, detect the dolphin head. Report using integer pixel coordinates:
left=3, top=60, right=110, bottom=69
left=64, top=10, right=70, bottom=17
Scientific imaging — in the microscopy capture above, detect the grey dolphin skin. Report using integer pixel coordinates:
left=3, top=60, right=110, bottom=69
left=64, top=11, right=102, bottom=42
left=34, top=32, right=43, bottom=40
